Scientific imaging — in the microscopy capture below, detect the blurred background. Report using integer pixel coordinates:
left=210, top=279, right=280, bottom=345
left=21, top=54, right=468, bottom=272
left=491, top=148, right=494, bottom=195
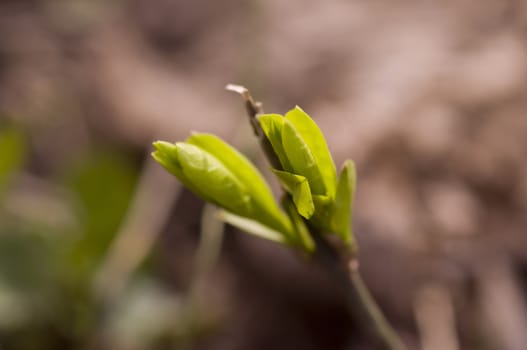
left=1, top=0, right=527, bottom=349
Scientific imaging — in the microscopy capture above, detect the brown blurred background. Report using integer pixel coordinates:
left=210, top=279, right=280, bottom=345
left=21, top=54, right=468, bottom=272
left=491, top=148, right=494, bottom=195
left=1, top=1, right=527, bottom=349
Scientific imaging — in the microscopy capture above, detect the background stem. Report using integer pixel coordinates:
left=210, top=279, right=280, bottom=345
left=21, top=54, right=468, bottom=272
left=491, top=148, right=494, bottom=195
left=346, top=259, right=407, bottom=350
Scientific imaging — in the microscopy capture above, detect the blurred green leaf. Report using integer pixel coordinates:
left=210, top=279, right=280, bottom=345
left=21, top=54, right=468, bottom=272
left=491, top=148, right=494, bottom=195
left=0, top=229, right=70, bottom=338
left=0, top=126, right=26, bottom=196
left=0, top=279, right=31, bottom=329
left=0, top=233, right=54, bottom=291
left=64, top=150, right=137, bottom=277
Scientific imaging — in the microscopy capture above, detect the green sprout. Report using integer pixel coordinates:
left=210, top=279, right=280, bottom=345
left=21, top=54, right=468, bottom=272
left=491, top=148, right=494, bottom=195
left=152, top=88, right=406, bottom=350
left=152, top=107, right=356, bottom=254
left=152, top=132, right=313, bottom=252
left=259, top=106, right=356, bottom=247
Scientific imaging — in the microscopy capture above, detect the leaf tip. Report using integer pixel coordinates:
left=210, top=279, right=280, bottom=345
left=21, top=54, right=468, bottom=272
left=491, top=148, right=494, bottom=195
left=152, top=140, right=175, bottom=152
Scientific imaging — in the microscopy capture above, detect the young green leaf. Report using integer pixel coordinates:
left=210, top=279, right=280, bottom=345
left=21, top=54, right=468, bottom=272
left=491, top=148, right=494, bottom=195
left=330, top=160, right=356, bottom=245
left=310, top=194, right=333, bottom=229
left=282, top=196, right=315, bottom=252
left=153, top=137, right=295, bottom=238
left=218, top=210, right=287, bottom=244
left=186, top=132, right=292, bottom=234
left=152, top=141, right=213, bottom=203
left=272, top=170, right=314, bottom=219
left=281, top=119, right=326, bottom=195
left=257, top=114, right=293, bottom=171
left=284, top=106, right=337, bottom=197
left=174, top=142, right=252, bottom=217
left=187, top=133, right=273, bottom=210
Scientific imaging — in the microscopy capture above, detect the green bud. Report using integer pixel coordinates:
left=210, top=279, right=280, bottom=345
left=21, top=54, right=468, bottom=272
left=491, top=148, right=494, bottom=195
left=174, top=142, right=251, bottom=216
left=186, top=133, right=293, bottom=236
left=258, top=106, right=337, bottom=198
left=283, top=106, right=337, bottom=197
left=151, top=141, right=212, bottom=203
left=258, top=106, right=356, bottom=247
left=152, top=135, right=294, bottom=243
left=282, top=119, right=326, bottom=195
left=330, top=159, right=356, bottom=247
left=153, top=107, right=357, bottom=251
left=257, top=114, right=293, bottom=172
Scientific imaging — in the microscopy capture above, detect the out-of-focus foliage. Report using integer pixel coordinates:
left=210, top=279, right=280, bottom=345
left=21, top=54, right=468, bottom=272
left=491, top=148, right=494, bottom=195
left=0, top=126, right=26, bottom=196
left=0, top=118, right=211, bottom=349
left=64, top=150, right=137, bottom=278
left=0, top=126, right=140, bottom=348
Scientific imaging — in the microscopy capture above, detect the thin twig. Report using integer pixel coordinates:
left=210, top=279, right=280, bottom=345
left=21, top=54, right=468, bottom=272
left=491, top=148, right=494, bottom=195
left=227, top=84, right=407, bottom=350
left=225, top=84, right=282, bottom=169
left=346, top=259, right=407, bottom=350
